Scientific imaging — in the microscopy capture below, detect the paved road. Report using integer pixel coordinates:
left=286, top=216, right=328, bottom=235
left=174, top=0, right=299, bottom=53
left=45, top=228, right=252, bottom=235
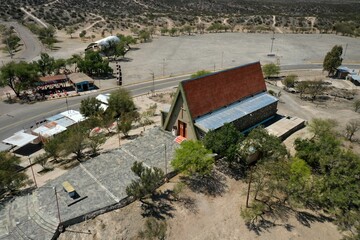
left=0, top=74, right=187, bottom=141
left=0, top=21, right=42, bottom=62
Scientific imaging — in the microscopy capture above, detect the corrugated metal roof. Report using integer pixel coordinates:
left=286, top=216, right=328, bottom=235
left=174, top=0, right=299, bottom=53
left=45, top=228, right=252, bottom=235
left=46, top=114, right=64, bottom=122
left=3, top=131, right=38, bottom=147
left=55, top=117, right=76, bottom=128
left=194, top=92, right=278, bottom=132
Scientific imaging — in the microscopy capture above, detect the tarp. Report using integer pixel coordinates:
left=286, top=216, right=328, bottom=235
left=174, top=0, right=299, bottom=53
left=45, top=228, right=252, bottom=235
left=2, top=131, right=38, bottom=147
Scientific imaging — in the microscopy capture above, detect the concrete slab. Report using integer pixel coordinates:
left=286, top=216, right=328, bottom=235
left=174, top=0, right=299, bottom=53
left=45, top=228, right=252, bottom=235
left=266, top=116, right=306, bottom=140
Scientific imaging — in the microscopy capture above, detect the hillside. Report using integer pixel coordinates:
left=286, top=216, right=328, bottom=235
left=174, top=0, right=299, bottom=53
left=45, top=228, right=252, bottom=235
left=1, top=0, right=359, bottom=35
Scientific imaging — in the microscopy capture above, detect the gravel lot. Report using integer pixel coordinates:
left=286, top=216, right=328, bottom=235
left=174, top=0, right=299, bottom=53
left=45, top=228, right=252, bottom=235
left=48, top=32, right=360, bottom=85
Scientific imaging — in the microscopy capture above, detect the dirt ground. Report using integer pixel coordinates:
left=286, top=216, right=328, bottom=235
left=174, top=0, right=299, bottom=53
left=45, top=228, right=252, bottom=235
left=59, top=173, right=342, bottom=240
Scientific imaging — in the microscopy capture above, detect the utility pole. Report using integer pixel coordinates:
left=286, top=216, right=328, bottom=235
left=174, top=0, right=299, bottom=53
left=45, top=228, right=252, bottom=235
left=151, top=72, right=155, bottom=96
left=246, top=167, right=253, bottom=208
left=28, top=157, right=37, bottom=188
left=343, top=43, right=348, bottom=59
left=65, top=96, right=69, bottom=111
left=162, top=58, right=165, bottom=77
left=54, top=187, right=61, bottom=223
left=270, top=31, right=275, bottom=53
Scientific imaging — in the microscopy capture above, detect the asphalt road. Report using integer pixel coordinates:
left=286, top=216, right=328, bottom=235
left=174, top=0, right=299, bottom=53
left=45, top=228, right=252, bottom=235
left=0, top=21, right=42, bottom=62
left=4, top=62, right=360, bottom=142
left=0, top=74, right=187, bottom=141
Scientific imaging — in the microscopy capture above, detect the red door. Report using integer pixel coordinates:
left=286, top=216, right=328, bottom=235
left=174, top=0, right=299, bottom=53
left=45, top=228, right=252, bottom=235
left=178, top=121, right=187, bottom=138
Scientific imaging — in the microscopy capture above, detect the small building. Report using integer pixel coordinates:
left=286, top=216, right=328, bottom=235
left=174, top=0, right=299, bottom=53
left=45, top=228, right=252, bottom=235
left=162, top=62, right=278, bottom=140
left=67, top=72, right=95, bottom=92
left=335, top=66, right=357, bottom=79
left=85, top=36, right=120, bottom=52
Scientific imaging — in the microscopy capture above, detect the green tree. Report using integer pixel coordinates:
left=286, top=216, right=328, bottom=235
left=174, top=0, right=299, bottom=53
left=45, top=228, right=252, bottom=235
left=108, top=88, right=137, bottom=118
left=0, top=61, right=39, bottom=98
left=191, top=70, right=211, bottom=79
left=282, top=74, right=297, bottom=88
left=77, top=50, right=113, bottom=77
left=36, top=52, right=55, bottom=76
left=262, top=63, right=280, bottom=79
left=65, top=27, right=75, bottom=38
left=203, top=123, right=243, bottom=161
left=62, top=126, right=88, bottom=160
left=0, top=152, right=29, bottom=196
left=295, top=81, right=309, bottom=99
left=126, top=161, right=164, bottom=202
left=116, top=34, right=136, bottom=49
left=53, top=58, right=67, bottom=74
left=138, top=218, right=167, bottom=240
left=43, top=136, right=63, bottom=162
left=172, top=140, right=214, bottom=176
left=139, top=29, right=151, bottom=42
left=323, top=45, right=343, bottom=76
left=1, top=26, right=21, bottom=58
left=117, top=112, right=134, bottom=137
left=79, top=30, right=87, bottom=39
left=345, top=119, right=360, bottom=142
left=80, top=97, right=103, bottom=117
left=87, top=134, right=106, bottom=156
left=287, top=157, right=312, bottom=204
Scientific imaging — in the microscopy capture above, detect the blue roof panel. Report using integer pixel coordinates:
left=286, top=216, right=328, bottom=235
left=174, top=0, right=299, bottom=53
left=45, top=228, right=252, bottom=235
left=46, top=114, right=64, bottom=122
left=194, top=92, right=278, bottom=131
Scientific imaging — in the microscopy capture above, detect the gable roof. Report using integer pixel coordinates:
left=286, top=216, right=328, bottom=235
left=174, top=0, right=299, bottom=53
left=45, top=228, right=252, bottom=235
left=181, top=62, right=266, bottom=119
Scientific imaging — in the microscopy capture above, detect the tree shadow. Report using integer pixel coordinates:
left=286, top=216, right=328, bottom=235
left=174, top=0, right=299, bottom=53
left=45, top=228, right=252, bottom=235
left=141, top=198, right=175, bottom=220
left=180, top=171, right=228, bottom=197
left=246, top=219, right=276, bottom=235
left=295, top=211, right=334, bottom=228
left=215, top=159, right=246, bottom=180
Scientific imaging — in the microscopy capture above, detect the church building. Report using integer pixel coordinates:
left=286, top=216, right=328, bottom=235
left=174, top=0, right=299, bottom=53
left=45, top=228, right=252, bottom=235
left=162, top=62, right=278, bottom=140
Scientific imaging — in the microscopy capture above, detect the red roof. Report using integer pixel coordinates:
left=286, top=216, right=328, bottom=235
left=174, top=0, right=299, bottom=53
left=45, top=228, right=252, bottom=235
left=39, top=75, right=67, bottom=82
left=182, top=62, right=267, bottom=119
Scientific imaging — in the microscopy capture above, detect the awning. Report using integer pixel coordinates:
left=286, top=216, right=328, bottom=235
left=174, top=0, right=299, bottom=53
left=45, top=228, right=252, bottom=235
left=2, top=131, right=38, bottom=147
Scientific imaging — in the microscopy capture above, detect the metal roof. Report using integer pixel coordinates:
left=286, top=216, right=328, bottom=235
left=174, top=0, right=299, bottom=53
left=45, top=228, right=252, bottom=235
left=60, top=110, right=86, bottom=123
left=0, top=142, right=12, bottom=152
left=351, top=75, right=360, bottom=82
left=2, top=130, right=38, bottom=147
left=194, top=92, right=278, bottom=132
left=46, top=114, right=64, bottom=122
left=54, top=117, right=76, bottom=128
left=96, top=94, right=110, bottom=104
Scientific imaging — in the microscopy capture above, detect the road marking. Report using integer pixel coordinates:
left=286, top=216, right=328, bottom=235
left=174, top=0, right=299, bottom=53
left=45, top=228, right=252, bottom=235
left=79, top=163, right=120, bottom=202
